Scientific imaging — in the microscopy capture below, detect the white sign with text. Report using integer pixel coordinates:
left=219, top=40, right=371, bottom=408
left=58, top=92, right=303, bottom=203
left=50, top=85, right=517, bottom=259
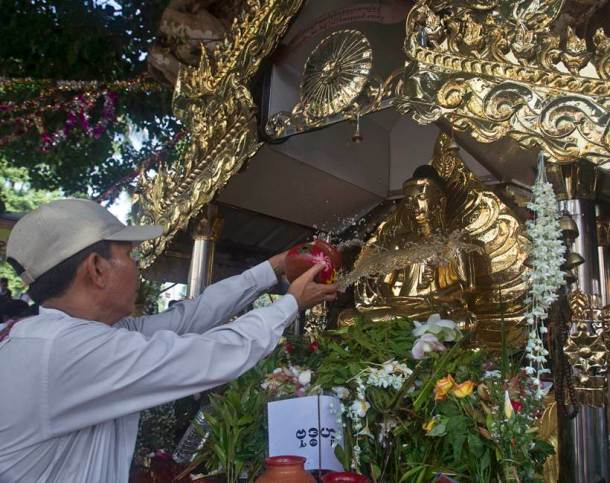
left=267, top=395, right=343, bottom=471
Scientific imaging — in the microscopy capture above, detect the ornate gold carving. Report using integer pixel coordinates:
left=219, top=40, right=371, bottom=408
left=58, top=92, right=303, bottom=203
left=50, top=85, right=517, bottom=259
left=301, top=30, right=373, bottom=119
left=265, top=30, right=400, bottom=139
left=341, top=132, right=531, bottom=350
left=564, top=289, right=608, bottom=406
left=544, top=159, right=601, bottom=201
left=396, top=0, right=610, bottom=165
left=192, top=205, right=224, bottom=242
left=136, top=0, right=305, bottom=267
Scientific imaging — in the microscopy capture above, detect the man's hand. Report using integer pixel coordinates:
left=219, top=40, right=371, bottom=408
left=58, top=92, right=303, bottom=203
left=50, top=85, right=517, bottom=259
left=288, top=264, right=338, bottom=310
left=268, top=250, right=289, bottom=280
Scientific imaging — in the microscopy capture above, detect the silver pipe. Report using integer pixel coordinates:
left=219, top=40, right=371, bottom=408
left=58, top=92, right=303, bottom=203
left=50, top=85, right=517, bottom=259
left=187, top=238, right=215, bottom=298
left=559, top=199, right=601, bottom=294
left=559, top=407, right=609, bottom=483
left=175, top=208, right=219, bottom=463
left=557, top=198, right=609, bottom=483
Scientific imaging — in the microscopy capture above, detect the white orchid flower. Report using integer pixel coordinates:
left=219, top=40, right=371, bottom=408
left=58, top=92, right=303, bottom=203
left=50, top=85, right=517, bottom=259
left=350, top=398, right=370, bottom=418
left=332, top=386, right=350, bottom=399
left=412, top=313, right=458, bottom=342
left=411, top=333, right=446, bottom=360
left=298, top=369, right=312, bottom=386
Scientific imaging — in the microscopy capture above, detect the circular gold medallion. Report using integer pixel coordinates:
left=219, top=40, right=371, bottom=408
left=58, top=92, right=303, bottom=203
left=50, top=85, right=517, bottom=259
left=300, top=30, right=373, bottom=118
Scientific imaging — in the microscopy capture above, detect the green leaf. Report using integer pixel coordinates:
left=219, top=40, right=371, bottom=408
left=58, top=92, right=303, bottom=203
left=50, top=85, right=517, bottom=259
left=370, top=463, right=382, bottom=482
left=427, top=421, right=447, bottom=437
left=467, top=433, right=484, bottom=458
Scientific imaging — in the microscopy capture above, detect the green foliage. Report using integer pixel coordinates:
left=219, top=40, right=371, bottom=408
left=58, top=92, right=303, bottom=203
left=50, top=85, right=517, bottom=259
left=0, top=159, right=62, bottom=212
left=191, top=319, right=553, bottom=482
left=0, top=1, right=181, bottom=198
left=0, top=1, right=167, bottom=80
left=194, top=366, right=271, bottom=483
left=315, top=317, right=416, bottom=388
left=0, top=158, right=62, bottom=295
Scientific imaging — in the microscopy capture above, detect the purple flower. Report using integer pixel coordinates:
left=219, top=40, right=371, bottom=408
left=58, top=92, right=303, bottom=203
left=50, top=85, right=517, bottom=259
left=91, top=124, right=105, bottom=139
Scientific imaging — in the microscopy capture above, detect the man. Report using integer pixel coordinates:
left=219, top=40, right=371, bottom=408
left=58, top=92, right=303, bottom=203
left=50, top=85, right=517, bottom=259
left=0, top=199, right=337, bottom=482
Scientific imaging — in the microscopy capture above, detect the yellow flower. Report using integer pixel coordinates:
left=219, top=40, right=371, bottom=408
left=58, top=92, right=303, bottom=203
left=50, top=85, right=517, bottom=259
left=452, top=380, right=476, bottom=399
left=422, top=418, right=437, bottom=433
left=434, top=375, right=455, bottom=400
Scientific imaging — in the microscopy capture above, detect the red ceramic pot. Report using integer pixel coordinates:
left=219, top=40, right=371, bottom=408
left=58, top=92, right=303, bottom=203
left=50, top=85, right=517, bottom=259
left=321, top=471, right=371, bottom=483
left=285, top=239, right=342, bottom=284
left=255, top=455, right=315, bottom=483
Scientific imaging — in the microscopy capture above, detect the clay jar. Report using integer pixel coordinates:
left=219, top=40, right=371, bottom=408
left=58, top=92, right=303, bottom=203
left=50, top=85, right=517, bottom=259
left=285, top=239, right=342, bottom=284
left=321, top=472, right=371, bottom=483
left=255, top=456, right=315, bottom=483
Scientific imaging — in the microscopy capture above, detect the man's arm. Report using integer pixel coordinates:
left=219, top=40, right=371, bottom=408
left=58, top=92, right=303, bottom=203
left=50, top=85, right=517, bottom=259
left=117, top=260, right=280, bottom=336
left=44, top=295, right=298, bottom=437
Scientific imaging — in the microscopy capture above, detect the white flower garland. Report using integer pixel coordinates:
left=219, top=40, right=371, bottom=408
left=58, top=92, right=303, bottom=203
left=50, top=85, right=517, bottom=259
left=523, top=154, right=565, bottom=397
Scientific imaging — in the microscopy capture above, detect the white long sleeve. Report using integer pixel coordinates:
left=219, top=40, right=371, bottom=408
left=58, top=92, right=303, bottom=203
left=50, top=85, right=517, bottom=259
left=0, top=261, right=298, bottom=483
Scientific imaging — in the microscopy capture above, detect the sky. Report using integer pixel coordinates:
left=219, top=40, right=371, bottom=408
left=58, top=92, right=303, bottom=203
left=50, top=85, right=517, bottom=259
left=107, top=189, right=131, bottom=223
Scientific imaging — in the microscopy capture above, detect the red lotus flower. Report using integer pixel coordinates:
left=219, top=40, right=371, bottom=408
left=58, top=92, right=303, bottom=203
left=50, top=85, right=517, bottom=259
left=511, top=400, right=523, bottom=412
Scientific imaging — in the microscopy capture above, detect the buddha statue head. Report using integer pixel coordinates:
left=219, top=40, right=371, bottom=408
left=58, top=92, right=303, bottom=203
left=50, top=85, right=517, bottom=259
left=400, top=165, right=447, bottom=237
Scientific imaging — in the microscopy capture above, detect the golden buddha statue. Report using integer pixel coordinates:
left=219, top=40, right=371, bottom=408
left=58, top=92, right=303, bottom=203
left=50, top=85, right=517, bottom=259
left=352, top=164, right=476, bottom=327
left=341, top=133, right=531, bottom=350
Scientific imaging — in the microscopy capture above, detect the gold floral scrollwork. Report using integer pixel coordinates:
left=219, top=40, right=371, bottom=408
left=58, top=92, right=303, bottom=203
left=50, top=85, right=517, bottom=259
left=564, top=289, right=608, bottom=406
left=396, top=0, right=610, bottom=166
left=265, top=30, right=401, bottom=140
left=135, top=0, right=305, bottom=267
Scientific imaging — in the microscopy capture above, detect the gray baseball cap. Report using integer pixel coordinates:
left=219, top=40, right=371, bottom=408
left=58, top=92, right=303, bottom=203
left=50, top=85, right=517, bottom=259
left=7, top=199, right=163, bottom=285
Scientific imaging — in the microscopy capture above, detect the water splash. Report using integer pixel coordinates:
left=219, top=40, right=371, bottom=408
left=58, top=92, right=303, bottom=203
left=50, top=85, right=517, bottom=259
left=336, top=229, right=483, bottom=291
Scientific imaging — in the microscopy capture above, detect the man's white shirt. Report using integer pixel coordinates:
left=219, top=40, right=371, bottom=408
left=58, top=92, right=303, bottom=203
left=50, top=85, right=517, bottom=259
left=0, top=261, right=298, bottom=483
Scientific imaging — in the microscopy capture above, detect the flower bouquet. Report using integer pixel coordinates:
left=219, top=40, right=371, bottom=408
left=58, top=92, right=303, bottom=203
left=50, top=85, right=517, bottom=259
left=188, top=315, right=552, bottom=482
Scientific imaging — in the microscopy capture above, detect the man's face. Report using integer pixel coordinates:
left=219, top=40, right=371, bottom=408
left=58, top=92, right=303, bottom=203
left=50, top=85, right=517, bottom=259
left=103, top=242, right=140, bottom=323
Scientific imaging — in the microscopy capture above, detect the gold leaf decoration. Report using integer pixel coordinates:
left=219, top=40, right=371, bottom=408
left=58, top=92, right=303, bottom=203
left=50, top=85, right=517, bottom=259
left=136, top=0, right=305, bottom=267
left=396, top=0, right=610, bottom=165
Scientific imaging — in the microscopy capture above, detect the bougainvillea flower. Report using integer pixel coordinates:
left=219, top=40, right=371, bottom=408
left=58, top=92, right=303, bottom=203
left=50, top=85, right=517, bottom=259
left=511, top=400, right=523, bottom=412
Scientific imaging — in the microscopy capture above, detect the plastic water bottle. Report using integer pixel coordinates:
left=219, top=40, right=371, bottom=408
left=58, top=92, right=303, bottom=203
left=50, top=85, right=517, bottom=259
left=172, top=408, right=209, bottom=464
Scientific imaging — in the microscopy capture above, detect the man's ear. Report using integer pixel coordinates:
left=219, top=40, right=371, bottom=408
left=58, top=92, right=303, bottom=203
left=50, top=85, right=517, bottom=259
left=82, top=252, right=111, bottom=289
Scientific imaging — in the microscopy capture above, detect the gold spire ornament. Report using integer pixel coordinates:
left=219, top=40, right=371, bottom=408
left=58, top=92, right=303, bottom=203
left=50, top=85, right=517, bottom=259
left=564, top=289, right=608, bottom=406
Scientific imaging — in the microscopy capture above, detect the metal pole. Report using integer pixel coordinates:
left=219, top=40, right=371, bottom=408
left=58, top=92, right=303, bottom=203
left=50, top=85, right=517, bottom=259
left=557, top=198, right=609, bottom=483
left=187, top=237, right=215, bottom=298
left=174, top=205, right=222, bottom=464
left=596, top=207, right=610, bottom=307
left=559, top=199, right=600, bottom=294
left=187, top=204, right=221, bottom=298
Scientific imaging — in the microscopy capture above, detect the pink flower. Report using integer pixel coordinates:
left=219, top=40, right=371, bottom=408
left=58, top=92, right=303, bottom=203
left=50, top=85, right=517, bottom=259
left=412, top=333, right=446, bottom=360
